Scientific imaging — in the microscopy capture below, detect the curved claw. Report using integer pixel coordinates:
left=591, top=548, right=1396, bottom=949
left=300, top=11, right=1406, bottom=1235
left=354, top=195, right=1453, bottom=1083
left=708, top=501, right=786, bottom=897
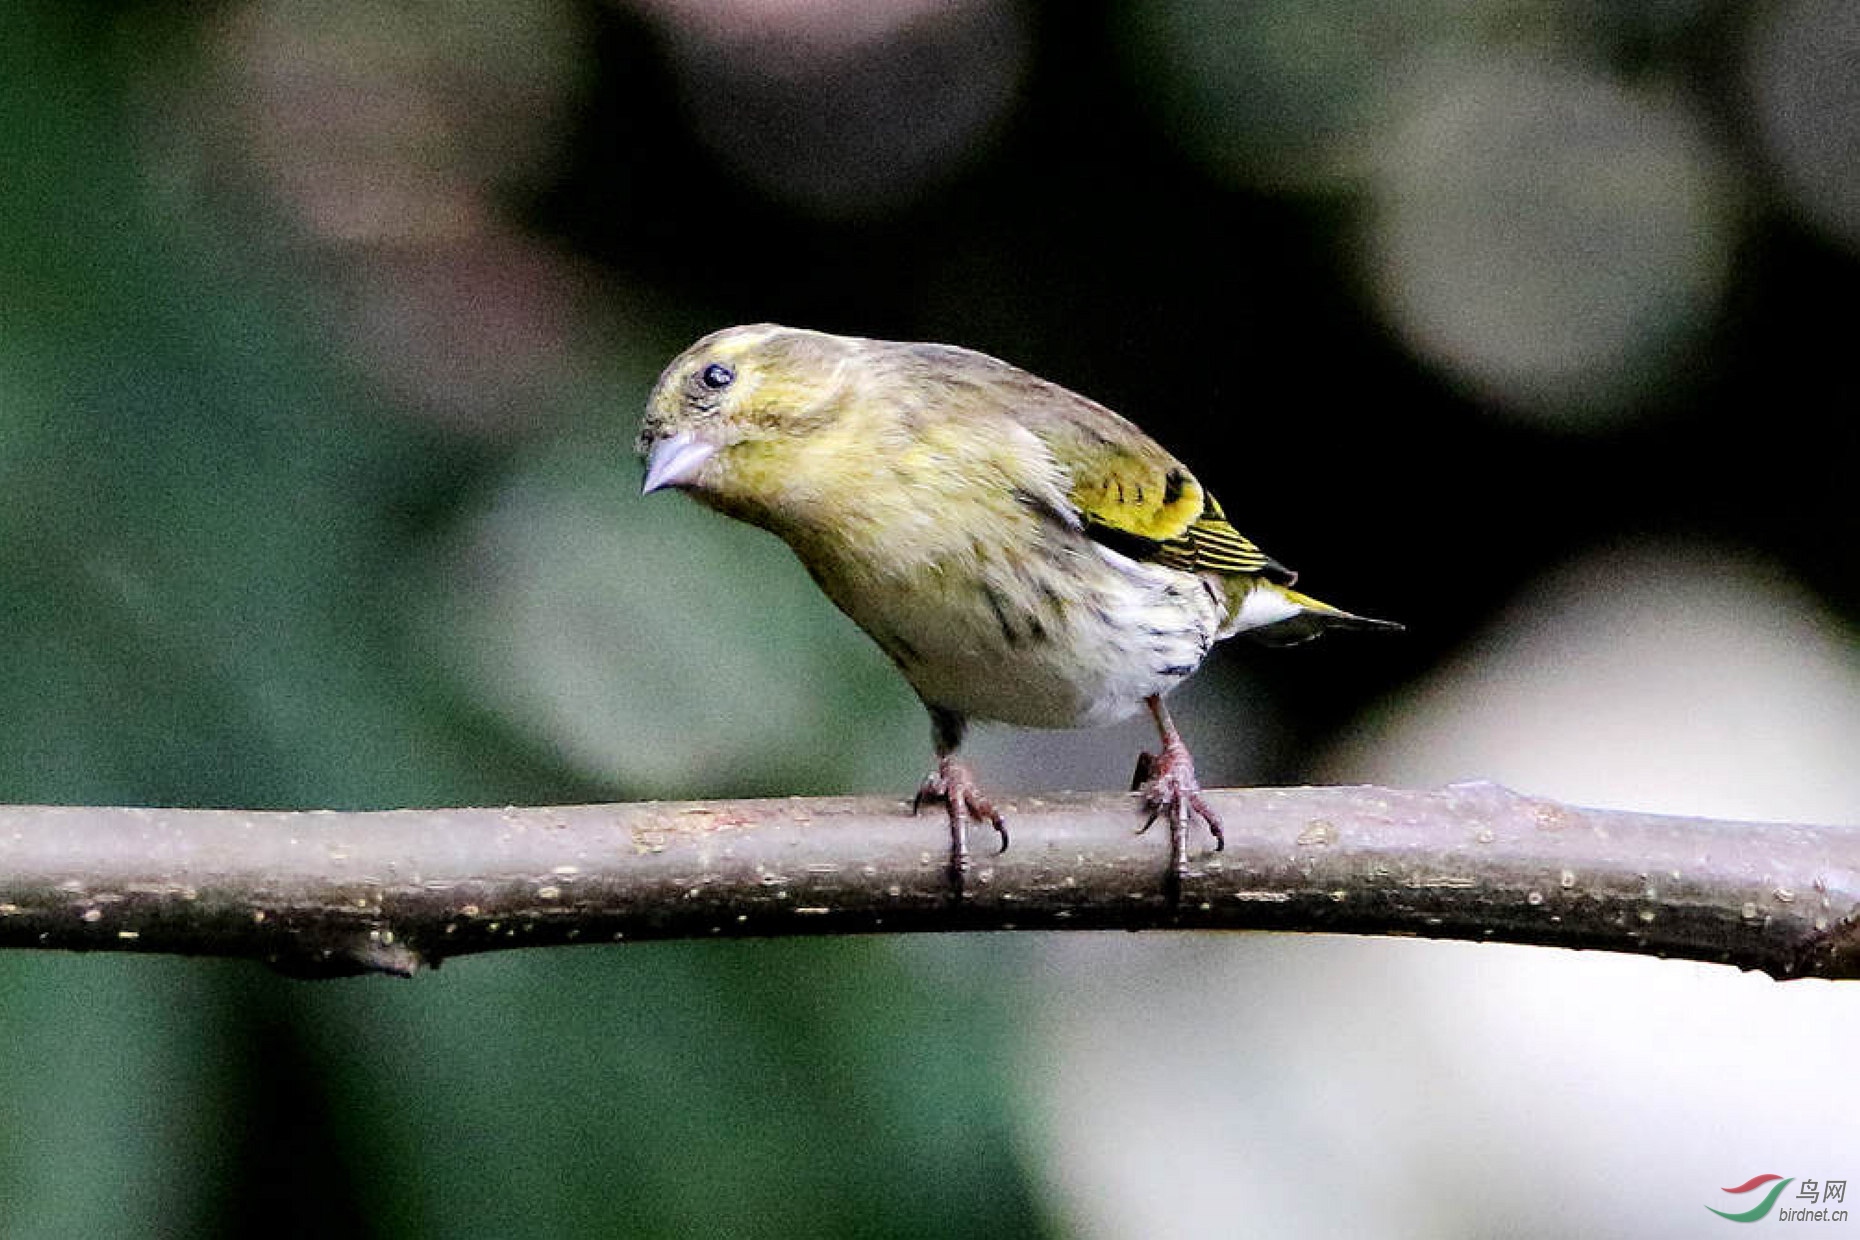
left=1138, top=781, right=1223, bottom=846
left=1133, top=737, right=1224, bottom=875
left=914, top=757, right=1009, bottom=893
left=1191, top=791, right=1225, bottom=851
left=1136, top=793, right=1162, bottom=836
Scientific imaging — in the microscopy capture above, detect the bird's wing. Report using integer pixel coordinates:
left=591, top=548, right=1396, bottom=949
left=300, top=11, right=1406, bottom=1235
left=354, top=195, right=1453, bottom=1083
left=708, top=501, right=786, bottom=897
left=1015, top=387, right=1293, bottom=583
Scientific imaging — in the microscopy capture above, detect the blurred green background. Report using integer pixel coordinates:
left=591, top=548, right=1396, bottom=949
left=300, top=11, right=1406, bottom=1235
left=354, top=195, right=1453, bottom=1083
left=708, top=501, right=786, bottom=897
left=3, top=1, right=1858, bottom=1236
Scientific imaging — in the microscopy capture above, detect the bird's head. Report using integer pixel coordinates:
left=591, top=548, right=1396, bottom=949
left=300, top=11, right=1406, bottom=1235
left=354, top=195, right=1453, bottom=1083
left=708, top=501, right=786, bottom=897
left=637, top=324, right=857, bottom=521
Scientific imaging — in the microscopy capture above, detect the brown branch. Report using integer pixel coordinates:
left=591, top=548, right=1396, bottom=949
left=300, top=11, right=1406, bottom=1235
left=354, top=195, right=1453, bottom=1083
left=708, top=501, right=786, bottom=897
left=0, top=784, right=1854, bottom=980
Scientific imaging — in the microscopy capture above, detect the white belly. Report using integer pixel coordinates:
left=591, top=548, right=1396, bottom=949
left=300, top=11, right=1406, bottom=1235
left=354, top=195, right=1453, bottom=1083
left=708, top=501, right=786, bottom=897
left=820, top=540, right=1224, bottom=730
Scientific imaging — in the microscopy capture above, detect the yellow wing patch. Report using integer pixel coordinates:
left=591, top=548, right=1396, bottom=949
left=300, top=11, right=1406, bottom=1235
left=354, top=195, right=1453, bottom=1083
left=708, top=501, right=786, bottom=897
left=1069, top=452, right=1204, bottom=542
left=1071, top=459, right=1288, bottom=582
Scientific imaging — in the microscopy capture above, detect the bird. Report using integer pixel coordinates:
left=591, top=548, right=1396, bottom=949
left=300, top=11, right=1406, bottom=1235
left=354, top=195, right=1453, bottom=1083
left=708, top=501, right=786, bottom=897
left=637, top=323, right=1398, bottom=891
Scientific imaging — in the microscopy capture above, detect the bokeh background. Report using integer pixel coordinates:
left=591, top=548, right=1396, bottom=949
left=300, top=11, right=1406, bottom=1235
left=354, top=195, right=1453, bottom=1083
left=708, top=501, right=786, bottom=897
left=2, top=1, right=1858, bottom=1236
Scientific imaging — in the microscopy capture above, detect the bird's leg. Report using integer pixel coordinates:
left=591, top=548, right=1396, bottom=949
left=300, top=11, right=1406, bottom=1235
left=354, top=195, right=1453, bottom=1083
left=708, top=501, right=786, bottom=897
left=1132, top=695, right=1224, bottom=884
left=911, top=708, right=1008, bottom=893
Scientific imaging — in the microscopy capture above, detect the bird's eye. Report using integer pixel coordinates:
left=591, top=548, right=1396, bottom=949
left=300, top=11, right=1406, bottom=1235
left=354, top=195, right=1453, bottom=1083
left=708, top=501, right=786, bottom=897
left=699, top=362, right=735, bottom=391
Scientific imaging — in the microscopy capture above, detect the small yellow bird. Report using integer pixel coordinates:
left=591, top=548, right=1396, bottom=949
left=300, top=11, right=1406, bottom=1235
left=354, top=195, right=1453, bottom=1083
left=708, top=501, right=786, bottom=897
left=638, top=324, right=1397, bottom=887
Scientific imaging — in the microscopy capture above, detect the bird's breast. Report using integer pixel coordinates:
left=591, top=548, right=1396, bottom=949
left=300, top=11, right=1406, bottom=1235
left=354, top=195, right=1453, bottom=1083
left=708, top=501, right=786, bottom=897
left=804, top=525, right=1226, bottom=730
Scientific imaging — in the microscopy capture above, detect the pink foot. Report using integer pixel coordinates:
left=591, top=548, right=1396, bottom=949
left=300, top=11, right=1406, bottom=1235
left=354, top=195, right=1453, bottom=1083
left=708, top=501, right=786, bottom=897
left=1131, top=736, right=1224, bottom=882
left=913, top=755, right=1008, bottom=889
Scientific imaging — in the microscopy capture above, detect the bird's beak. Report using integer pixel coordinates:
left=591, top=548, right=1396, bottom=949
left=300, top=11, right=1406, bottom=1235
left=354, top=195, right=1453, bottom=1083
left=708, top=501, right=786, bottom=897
left=641, top=431, right=717, bottom=495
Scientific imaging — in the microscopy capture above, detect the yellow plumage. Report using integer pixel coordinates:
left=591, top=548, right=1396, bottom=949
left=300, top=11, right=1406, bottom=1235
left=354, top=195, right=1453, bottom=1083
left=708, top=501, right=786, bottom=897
left=638, top=324, right=1398, bottom=886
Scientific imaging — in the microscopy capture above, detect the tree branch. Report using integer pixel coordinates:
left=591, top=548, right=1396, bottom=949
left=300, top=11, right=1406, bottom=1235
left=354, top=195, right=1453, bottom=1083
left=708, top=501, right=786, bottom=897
left=0, top=784, right=1854, bottom=980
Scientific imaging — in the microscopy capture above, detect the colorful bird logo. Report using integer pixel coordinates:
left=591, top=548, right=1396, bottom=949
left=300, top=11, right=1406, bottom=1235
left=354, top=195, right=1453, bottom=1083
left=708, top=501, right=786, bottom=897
left=1708, top=1174, right=1794, bottom=1222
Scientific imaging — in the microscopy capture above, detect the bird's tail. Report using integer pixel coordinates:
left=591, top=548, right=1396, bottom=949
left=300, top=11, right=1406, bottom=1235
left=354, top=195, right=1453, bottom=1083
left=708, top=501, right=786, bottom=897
left=1223, top=579, right=1403, bottom=647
